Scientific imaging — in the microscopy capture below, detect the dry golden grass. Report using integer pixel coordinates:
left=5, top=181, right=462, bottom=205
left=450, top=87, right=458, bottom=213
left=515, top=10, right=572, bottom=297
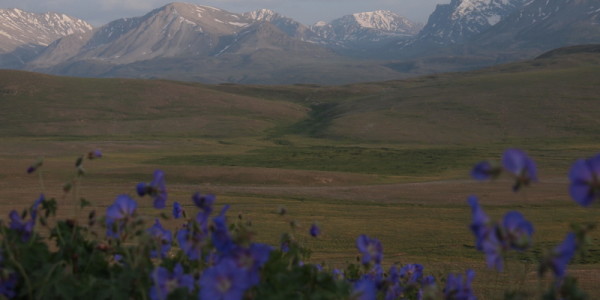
left=1, top=137, right=599, bottom=299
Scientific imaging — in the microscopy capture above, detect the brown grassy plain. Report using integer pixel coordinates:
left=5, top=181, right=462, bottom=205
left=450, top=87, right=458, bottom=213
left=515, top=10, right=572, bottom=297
left=1, top=49, right=600, bottom=298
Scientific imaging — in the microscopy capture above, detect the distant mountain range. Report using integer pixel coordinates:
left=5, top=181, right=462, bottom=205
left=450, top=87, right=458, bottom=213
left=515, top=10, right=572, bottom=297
left=0, top=8, right=92, bottom=68
left=1, top=1, right=599, bottom=84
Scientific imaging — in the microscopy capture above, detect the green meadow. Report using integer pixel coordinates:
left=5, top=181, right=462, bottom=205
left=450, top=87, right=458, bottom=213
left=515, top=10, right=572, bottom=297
left=1, top=49, right=600, bottom=298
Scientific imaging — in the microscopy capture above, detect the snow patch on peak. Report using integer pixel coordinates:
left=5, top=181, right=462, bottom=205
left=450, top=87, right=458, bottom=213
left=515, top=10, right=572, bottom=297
left=313, top=21, right=328, bottom=27
left=244, top=9, right=278, bottom=22
left=352, top=10, right=399, bottom=30
left=0, top=8, right=94, bottom=55
left=487, top=14, right=501, bottom=25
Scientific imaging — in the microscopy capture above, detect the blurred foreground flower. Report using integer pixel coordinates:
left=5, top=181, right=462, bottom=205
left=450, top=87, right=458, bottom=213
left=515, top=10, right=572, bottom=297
left=568, top=153, right=600, bottom=207
left=147, top=219, right=172, bottom=259
left=172, top=201, right=184, bottom=219
left=105, top=194, right=137, bottom=238
left=502, top=148, right=537, bottom=191
left=8, top=194, right=44, bottom=242
left=87, top=149, right=102, bottom=159
left=444, top=270, right=476, bottom=300
left=26, top=158, right=44, bottom=174
left=137, top=170, right=167, bottom=209
left=540, top=232, right=577, bottom=281
left=471, top=149, right=537, bottom=192
left=309, top=223, right=321, bottom=237
left=352, top=278, right=377, bottom=300
left=199, top=259, right=249, bottom=300
left=150, top=263, right=194, bottom=300
left=356, top=234, right=383, bottom=265
left=470, top=161, right=501, bottom=180
left=468, top=196, right=533, bottom=271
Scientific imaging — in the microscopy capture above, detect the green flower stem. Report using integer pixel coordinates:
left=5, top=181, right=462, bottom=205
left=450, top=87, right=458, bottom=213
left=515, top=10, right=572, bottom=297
left=37, top=170, right=45, bottom=193
left=37, top=261, right=65, bottom=298
left=1, top=228, right=33, bottom=300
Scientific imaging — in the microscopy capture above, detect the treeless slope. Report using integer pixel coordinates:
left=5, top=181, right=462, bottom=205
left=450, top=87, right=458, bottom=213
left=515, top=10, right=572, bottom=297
left=0, top=70, right=307, bottom=137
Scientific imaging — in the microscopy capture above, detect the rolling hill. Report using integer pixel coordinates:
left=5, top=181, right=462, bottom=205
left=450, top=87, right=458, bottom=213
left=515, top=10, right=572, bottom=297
left=0, top=44, right=599, bottom=153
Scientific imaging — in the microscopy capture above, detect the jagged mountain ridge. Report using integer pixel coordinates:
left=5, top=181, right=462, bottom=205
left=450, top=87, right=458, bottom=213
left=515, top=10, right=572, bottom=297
left=0, top=8, right=92, bottom=53
left=311, top=10, right=422, bottom=47
left=30, top=3, right=253, bottom=68
left=472, top=0, right=600, bottom=50
left=0, top=8, right=92, bottom=68
left=243, top=9, right=318, bottom=41
left=25, top=3, right=406, bottom=84
left=2, top=1, right=600, bottom=84
left=415, top=0, right=530, bottom=46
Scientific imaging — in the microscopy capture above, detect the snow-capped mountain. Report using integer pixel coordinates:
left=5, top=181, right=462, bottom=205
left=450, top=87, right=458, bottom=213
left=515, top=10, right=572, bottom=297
left=4, top=1, right=600, bottom=84
left=27, top=3, right=377, bottom=84
left=243, top=9, right=317, bottom=40
left=416, top=0, right=530, bottom=45
left=311, top=10, right=421, bottom=44
left=0, top=8, right=92, bottom=53
left=472, top=0, right=600, bottom=51
left=32, top=3, right=253, bottom=67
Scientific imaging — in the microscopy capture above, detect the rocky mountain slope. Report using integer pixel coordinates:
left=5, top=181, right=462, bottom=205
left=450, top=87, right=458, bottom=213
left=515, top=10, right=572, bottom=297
left=0, top=8, right=92, bottom=68
left=2, top=1, right=600, bottom=84
left=472, top=0, right=600, bottom=52
left=415, top=0, right=530, bottom=46
left=25, top=3, right=403, bottom=84
left=310, top=10, right=422, bottom=57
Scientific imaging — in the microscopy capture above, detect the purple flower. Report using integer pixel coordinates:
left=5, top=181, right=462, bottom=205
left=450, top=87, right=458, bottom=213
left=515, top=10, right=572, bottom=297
left=87, top=150, right=102, bottom=159
left=176, top=224, right=206, bottom=261
left=443, top=270, right=476, bottom=300
left=471, top=161, right=501, bottom=180
left=541, top=233, right=577, bottom=280
left=137, top=170, right=167, bottom=209
left=356, top=234, right=383, bottom=265
left=199, top=259, right=250, bottom=300
left=26, top=158, right=43, bottom=174
left=362, top=264, right=384, bottom=285
left=173, top=202, right=184, bottom=219
left=332, top=269, right=344, bottom=280
left=423, top=275, right=436, bottom=288
left=387, top=265, right=400, bottom=284
left=568, top=154, right=600, bottom=207
left=8, top=194, right=44, bottom=242
left=9, top=210, right=34, bottom=242
left=309, top=223, right=321, bottom=237
left=468, top=196, right=492, bottom=251
left=352, top=278, right=377, bottom=300
left=212, top=205, right=235, bottom=254
left=468, top=196, right=505, bottom=271
left=193, top=192, right=215, bottom=214
left=0, top=272, right=18, bottom=299
left=147, top=219, right=172, bottom=259
left=150, top=263, right=194, bottom=300
left=400, top=263, right=424, bottom=284
left=227, top=243, right=272, bottom=286
left=481, top=229, right=504, bottom=271
left=385, top=283, right=403, bottom=300
left=502, top=148, right=537, bottom=191
left=502, top=211, right=533, bottom=251
left=105, top=195, right=137, bottom=238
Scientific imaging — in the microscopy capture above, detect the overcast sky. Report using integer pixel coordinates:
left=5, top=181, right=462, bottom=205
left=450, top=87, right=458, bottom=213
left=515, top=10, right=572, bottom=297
left=2, top=0, right=448, bottom=26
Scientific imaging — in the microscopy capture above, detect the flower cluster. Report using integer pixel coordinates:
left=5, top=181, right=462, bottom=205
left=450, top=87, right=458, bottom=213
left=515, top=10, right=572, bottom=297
left=0, top=148, right=596, bottom=300
left=468, top=196, right=534, bottom=271
left=468, top=148, right=596, bottom=298
left=350, top=235, right=444, bottom=300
